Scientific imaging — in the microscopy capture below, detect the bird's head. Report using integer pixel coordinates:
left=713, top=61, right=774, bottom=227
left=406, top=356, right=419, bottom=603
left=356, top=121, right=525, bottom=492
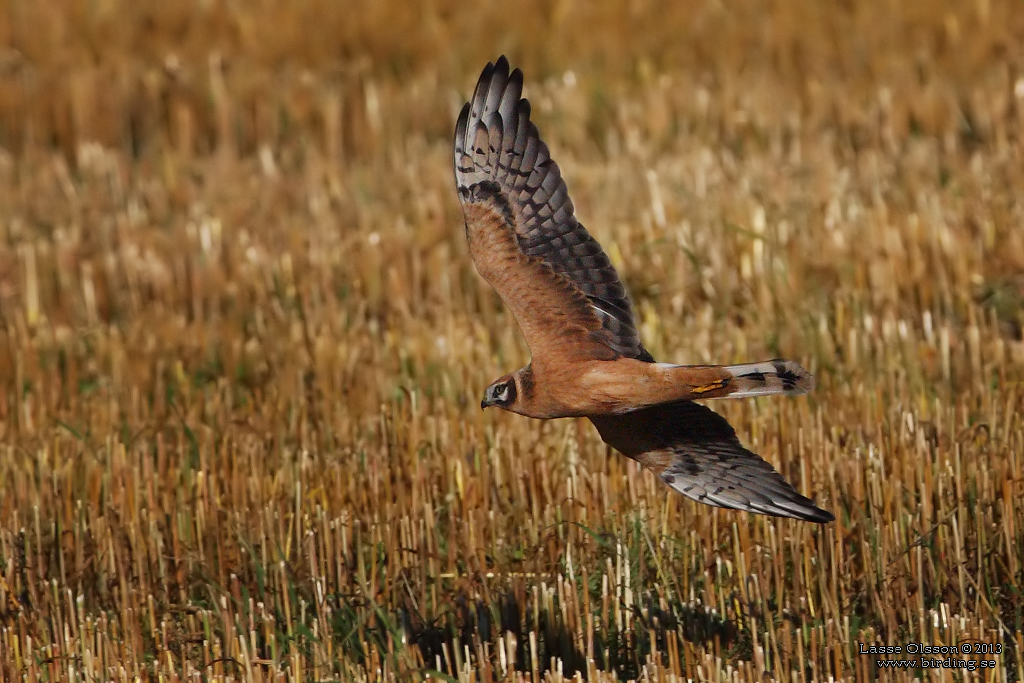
left=481, top=374, right=518, bottom=411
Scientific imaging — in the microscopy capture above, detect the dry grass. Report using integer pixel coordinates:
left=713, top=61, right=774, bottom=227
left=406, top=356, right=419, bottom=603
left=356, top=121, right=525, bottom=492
left=1, top=0, right=1023, bottom=680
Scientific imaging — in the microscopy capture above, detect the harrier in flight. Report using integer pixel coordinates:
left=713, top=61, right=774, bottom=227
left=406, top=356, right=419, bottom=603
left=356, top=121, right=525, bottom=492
left=453, top=57, right=832, bottom=523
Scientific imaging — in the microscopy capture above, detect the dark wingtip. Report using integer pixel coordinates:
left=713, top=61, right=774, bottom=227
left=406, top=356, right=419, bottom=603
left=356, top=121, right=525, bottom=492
left=769, top=496, right=835, bottom=523
left=489, top=56, right=522, bottom=97
left=479, top=59, right=497, bottom=82
left=477, top=56, right=510, bottom=93
left=756, top=501, right=834, bottom=523
left=454, top=102, right=471, bottom=141
left=803, top=506, right=836, bottom=524
left=509, top=65, right=524, bottom=90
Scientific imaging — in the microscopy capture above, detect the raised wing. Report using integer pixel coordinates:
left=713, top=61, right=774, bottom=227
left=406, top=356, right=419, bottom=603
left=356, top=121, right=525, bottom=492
left=590, top=401, right=834, bottom=522
left=454, top=56, right=653, bottom=362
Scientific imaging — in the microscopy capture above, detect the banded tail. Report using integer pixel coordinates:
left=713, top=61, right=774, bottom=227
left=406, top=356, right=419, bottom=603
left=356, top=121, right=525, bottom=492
left=722, top=359, right=814, bottom=398
left=661, top=358, right=813, bottom=401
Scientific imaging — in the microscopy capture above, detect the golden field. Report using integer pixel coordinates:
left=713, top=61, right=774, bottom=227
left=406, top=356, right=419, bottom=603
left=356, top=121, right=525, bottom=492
left=0, top=0, right=1022, bottom=680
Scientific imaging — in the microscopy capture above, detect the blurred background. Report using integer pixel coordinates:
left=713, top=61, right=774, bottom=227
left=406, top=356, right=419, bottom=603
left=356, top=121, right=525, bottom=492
left=0, top=0, right=1022, bottom=680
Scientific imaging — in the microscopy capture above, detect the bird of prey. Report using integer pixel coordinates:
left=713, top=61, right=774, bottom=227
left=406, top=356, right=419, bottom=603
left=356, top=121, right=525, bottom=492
left=453, top=56, right=833, bottom=523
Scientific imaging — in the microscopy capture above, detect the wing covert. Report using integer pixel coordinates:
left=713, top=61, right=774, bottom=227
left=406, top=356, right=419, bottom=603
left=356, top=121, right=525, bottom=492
left=455, top=56, right=652, bottom=361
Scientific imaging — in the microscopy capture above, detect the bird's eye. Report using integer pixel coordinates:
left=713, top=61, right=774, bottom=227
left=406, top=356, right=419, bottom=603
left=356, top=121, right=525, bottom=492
left=496, top=384, right=509, bottom=400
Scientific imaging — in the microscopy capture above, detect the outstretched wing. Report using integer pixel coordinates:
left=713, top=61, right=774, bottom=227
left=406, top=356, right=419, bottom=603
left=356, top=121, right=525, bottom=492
left=454, top=56, right=653, bottom=363
left=590, top=401, right=834, bottom=522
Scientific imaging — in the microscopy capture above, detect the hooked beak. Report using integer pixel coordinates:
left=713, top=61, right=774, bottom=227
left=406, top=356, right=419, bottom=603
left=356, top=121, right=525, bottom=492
left=480, top=389, right=497, bottom=410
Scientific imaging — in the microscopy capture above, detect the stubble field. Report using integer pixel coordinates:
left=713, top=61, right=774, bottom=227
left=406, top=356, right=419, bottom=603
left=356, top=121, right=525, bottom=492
left=0, top=0, right=1023, bottom=681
